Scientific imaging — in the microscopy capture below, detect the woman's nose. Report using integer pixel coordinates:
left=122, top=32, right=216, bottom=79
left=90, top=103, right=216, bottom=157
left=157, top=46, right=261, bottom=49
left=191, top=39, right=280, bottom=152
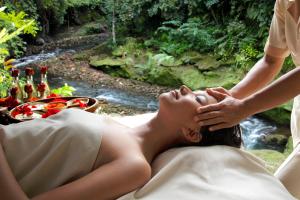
left=180, top=85, right=192, bottom=95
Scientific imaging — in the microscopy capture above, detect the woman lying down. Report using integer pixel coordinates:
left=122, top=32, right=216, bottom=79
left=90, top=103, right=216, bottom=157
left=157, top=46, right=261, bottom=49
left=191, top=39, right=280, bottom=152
left=0, top=85, right=295, bottom=200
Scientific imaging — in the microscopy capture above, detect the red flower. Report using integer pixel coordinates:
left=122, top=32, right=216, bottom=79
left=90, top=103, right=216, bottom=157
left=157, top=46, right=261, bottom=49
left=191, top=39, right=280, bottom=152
left=42, top=109, right=61, bottom=118
left=40, top=66, right=48, bottom=74
left=50, top=98, right=68, bottom=103
left=12, top=104, right=32, bottom=117
left=47, top=93, right=60, bottom=98
left=73, top=99, right=87, bottom=108
left=11, top=69, right=20, bottom=77
left=25, top=67, right=35, bottom=76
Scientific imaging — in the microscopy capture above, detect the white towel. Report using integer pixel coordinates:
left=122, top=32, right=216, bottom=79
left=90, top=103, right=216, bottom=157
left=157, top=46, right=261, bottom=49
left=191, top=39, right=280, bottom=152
left=1, top=109, right=103, bottom=197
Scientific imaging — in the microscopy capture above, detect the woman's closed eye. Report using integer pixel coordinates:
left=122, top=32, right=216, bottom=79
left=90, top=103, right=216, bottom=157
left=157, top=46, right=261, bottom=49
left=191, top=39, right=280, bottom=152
left=195, top=95, right=208, bottom=105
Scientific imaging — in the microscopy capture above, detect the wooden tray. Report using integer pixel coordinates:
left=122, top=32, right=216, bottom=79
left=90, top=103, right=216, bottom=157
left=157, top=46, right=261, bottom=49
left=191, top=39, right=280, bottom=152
left=8, top=96, right=100, bottom=122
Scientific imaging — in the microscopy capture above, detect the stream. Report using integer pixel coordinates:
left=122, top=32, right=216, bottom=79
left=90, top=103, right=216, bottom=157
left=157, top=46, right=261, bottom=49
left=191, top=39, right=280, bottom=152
left=14, top=50, right=291, bottom=152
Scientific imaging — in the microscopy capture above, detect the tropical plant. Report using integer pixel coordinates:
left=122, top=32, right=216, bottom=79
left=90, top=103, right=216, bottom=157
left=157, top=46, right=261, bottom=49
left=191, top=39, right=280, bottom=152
left=0, top=6, right=38, bottom=97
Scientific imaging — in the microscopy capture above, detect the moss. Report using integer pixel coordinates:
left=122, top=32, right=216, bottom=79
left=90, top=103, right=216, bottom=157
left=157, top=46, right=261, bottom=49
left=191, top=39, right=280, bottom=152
left=90, top=57, right=125, bottom=67
left=112, top=37, right=143, bottom=57
left=174, top=66, right=203, bottom=90
left=260, top=106, right=291, bottom=126
left=195, top=55, right=222, bottom=71
left=249, top=149, right=286, bottom=173
left=89, top=57, right=132, bottom=78
left=180, top=51, right=204, bottom=64
left=146, top=66, right=182, bottom=87
left=152, top=54, right=182, bottom=67
left=260, top=134, right=288, bottom=147
left=248, top=136, right=294, bottom=174
left=284, top=137, right=294, bottom=156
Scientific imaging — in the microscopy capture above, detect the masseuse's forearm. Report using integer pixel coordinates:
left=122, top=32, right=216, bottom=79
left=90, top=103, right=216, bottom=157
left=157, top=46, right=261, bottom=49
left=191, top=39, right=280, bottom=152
left=0, top=144, right=29, bottom=200
left=243, top=67, right=300, bottom=115
left=230, top=55, right=284, bottom=99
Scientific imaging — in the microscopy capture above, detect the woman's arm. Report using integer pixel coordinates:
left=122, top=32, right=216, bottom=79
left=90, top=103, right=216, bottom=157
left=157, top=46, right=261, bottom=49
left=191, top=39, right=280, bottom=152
left=32, top=156, right=151, bottom=200
left=0, top=143, right=29, bottom=200
left=230, top=54, right=285, bottom=99
left=196, top=66, right=300, bottom=130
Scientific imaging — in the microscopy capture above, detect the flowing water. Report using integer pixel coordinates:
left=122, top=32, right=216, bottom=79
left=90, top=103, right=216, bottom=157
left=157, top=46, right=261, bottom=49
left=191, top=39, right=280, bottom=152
left=14, top=50, right=290, bottom=152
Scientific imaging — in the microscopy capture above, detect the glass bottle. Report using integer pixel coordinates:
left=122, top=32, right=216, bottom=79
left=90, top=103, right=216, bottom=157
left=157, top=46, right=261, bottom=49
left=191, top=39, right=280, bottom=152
left=37, top=83, right=47, bottom=99
left=24, top=84, right=35, bottom=102
left=7, top=87, right=21, bottom=110
left=10, top=69, right=23, bottom=103
left=24, top=67, right=37, bottom=99
left=39, top=66, right=51, bottom=98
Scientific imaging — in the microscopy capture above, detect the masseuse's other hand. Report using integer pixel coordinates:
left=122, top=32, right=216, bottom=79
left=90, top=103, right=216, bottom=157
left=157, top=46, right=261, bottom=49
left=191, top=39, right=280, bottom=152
left=194, top=88, right=248, bottom=131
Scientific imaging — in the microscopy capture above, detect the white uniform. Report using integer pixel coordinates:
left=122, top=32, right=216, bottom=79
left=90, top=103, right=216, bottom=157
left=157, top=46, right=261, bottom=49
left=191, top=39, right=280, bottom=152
left=0, top=109, right=102, bottom=198
left=264, top=0, right=300, bottom=198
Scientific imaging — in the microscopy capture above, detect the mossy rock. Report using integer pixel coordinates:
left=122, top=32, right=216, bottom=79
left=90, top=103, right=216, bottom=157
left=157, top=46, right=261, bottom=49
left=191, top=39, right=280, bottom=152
left=146, top=66, right=182, bottom=87
left=259, top=134, right=288, bottom=148
left=152, top=54, right=183, bottom=67
left=201, top=67, right=242, bottom=89
left=249, top=149, right=287, bottom=173
left=260, top=106, right=291, bottom=126
left=248, top=136, right=293, bottom=174
left=89, top=57, right=131, bottom=78
left=195, top=55, right=222, bottom=71
left=90, top=57, right=125, bottom=67
left=284, top=137, right=294, bottom=156
left=180, top=51, right=205, bottom=64
left=174, top=66, right=203, bottom=90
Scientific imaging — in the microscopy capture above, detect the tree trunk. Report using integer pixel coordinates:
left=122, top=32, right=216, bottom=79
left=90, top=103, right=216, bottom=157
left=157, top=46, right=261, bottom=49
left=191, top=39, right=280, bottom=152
left=112, top=0, right=116, bottom=44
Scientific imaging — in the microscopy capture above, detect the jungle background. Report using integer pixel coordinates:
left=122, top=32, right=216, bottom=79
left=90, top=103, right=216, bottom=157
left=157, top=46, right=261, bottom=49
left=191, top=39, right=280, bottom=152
left=0, top=0, right=296, bottom=172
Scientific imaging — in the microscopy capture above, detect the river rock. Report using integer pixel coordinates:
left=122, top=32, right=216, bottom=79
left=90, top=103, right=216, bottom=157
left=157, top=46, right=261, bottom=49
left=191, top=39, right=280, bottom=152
left=180, top=51, right=222, bottom=70
left=259, top=134, right=288, bottom=148
left=89, top=57, right=132, bottom=78
left=152, top=54, right=182, bottom=67
left=36, top=37, right=46, bottom=46
left=195, top=55, right=222, bottom=71
left=146, top=66, right=182, bottom=87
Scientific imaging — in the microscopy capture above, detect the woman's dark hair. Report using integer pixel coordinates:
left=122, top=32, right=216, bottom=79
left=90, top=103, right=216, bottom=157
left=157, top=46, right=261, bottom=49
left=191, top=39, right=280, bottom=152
left=197, top=125, right=242, bottom=148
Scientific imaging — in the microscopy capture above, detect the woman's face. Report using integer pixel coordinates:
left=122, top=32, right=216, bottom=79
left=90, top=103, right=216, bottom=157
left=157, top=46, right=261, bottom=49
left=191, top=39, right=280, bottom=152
left=158, top=85, right=217, bottom=130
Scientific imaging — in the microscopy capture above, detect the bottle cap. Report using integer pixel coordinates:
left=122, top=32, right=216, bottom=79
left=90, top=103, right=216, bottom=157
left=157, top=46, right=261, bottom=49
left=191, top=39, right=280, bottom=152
left=40, top=66, right=48, bottom=74
left=11, top=69, right=20, bottom=77
left=25, top=67, right=35, bottom=76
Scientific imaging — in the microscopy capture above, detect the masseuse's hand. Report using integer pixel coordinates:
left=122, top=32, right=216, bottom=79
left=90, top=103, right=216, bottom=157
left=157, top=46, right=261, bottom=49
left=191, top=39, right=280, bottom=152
left=194, top=88, right=248, bottom=131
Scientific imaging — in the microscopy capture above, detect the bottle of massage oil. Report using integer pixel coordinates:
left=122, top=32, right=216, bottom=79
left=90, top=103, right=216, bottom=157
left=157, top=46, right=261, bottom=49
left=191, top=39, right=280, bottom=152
left=10, top=69, right=23, bottom=103
left=38, top=66, right=51, bottom=99
left=24, top=67, right=37, bottom=99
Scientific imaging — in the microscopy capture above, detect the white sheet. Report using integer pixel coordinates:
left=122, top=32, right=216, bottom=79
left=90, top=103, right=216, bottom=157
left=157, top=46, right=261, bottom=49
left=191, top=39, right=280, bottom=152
left=113, top=113, right=296, bottom=200
left=118, top=146, right=295, bottom=200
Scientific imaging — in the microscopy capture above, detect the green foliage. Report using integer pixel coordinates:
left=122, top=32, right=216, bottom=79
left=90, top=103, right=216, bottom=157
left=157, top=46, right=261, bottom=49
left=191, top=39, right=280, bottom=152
left=0, top=6, right=38, bottom=97
left=51, top=83, right=76, bottom=97
left=146, top=18, right=215, bottom=56
left=0, top=68, right=12, bottom=97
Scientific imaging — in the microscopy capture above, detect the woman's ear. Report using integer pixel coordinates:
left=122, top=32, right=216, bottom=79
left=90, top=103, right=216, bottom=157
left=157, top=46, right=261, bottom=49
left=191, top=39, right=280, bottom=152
left=181, top=127, right=202, bottom=143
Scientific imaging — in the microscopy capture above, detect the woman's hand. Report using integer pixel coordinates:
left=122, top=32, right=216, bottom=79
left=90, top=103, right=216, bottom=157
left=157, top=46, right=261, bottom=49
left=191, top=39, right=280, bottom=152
left=194, top=88, right=250, bottom=131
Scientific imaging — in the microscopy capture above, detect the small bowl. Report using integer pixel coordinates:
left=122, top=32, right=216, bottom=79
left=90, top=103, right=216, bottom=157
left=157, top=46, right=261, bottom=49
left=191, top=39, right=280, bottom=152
left=9, top=96, right=100, bottom=122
